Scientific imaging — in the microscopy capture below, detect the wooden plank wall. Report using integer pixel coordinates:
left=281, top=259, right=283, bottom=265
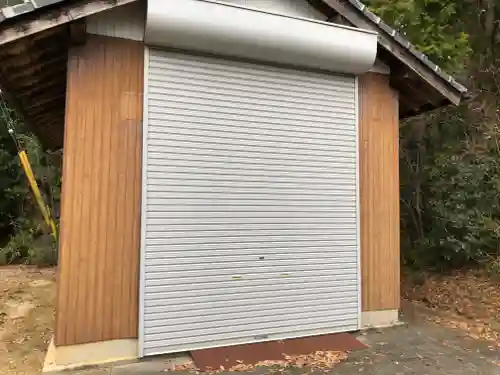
left=55, top=35, right=143, bottom=346
left=359, top=73, right=400, bottom=312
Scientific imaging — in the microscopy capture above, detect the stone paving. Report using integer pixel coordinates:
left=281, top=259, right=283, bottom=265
left=70, top=312, right=500, bottom=375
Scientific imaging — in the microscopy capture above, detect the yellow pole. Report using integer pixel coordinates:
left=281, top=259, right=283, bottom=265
left=18, top=150, right=58, bottom=240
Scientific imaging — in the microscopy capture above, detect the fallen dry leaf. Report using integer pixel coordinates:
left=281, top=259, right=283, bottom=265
left=169, top=363, right=197, bottom=372
left=403, top=269, right=500, bottom=346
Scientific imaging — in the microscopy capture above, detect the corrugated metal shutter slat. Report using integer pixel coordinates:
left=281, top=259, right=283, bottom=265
left=141, top=50, right=359, bottom=356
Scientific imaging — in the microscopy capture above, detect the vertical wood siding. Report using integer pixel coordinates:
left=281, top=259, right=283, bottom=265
left=55, top=35, right=143, bottom=346
left=359, top=73, right=400, bottom=311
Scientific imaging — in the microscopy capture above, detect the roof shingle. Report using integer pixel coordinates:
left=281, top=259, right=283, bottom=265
left=0, top=0, right=64, bottom=22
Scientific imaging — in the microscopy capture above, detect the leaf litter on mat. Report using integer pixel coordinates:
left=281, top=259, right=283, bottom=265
left=168, top=351, right=347, bottom=373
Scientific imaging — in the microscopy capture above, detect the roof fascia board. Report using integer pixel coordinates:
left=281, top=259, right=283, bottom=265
left=0, top=0, right=138, bottom=46
left=321, top=0, right=465, bottom=105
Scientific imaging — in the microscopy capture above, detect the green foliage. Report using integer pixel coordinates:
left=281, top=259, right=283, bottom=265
left=0, top=106, right=60, bottom=266
left=0, top=217, right=56, bottom=266
left=402, top=108, right=500, bottom=269
left=368, top=0, right=500, bottom=270
left=366, top=0, right=470, bottom=72
left=0, top=107, right=24, bottom=240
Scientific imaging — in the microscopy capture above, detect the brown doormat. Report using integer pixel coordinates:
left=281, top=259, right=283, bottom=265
left=190, top=333, right=366, bottom=371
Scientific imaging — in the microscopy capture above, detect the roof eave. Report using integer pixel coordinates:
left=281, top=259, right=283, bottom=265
left=0, top=0, right=138, bottom=47
left=318, top=0, right=468, bottom=107
left=0, top=0, right=469, bottom=116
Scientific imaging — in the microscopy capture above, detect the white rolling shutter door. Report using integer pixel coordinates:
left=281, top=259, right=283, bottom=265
left=141, top=50, right=359, bottom=356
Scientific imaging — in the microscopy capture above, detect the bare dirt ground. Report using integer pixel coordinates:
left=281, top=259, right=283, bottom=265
left=0, top=266, right=56, bottom=375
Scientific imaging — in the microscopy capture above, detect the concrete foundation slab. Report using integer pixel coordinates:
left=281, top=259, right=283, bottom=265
left=42, top=338, right=138, bottom=373
left=361, top=309, right=400, bottom=328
